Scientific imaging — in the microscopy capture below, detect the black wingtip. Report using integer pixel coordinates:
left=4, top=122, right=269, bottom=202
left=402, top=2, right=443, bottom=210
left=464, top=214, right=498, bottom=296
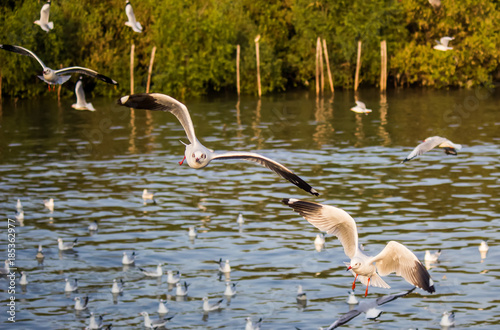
left=310, top=188, right=320, bottom=196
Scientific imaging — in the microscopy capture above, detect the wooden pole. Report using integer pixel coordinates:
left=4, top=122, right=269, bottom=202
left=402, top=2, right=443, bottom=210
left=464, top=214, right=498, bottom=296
left=255, top=35, right=261, bottom=98
left=236, top=44, right=241, bottom=97
left=354, top=40, right=362, bottom=91
left=315, top=38, right=320, bottom=97
left=0, top=69, right=2, bottom=102
left=322, top=39, right=334, bottom=94
left=130, top=44, right=135, bottom=94
left=57, top=64, right=63, bottom=101
left=146, top=46, right=156, bottom=93
left=380, top=40, right=387, bottom=92
left=319, top=39, right=324, bottom=94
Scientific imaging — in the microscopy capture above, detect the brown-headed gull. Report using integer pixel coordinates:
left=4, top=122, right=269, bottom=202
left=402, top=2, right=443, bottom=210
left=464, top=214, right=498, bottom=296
left=125, top=0, right=143, bottom=33
left=34, top=0, right=53, bottom=32
left=245, top=317, right=263, bottom=330
left=0, top=45, right=118, bottom=88
left=434, top=37, right=454, bottom=51
left=116, top=93, right=320, bottom=196
left=203, top=296, right=223, bottom=312
left=72, top=77, right=95, bottom=111
left=440, top=311, right=455, bottom=327
left=74, top=296, right=89, bottom=310
left=324, top=287, right=415, bottom=329
left=350, top=101, right=372, bottom=114
left=402, top=136, right=462, bottom=163
left=282, top=199, right=435, bottom=296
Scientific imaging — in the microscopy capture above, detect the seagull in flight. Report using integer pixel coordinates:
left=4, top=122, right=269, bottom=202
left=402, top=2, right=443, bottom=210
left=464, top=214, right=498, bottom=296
left=72, top=77, right=95, bottom=111
left=350, top=101, right=372, bottom=114
left=282, top=199, right=435, bottom=297
left=402, top=136, right=462, bottom=163
left=117, top=93, right=319, bottom=196
left=0, top=44, right=118, bottom=89
left=434, top=37, right=454, bottom=51
left=125, top=0, right=143, bottom=33
left=34, top=0, right=53, bottom=32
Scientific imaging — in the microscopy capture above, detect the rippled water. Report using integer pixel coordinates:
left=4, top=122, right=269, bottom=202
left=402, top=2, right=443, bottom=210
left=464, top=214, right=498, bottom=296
left=0, top=88, right=499, bottom=329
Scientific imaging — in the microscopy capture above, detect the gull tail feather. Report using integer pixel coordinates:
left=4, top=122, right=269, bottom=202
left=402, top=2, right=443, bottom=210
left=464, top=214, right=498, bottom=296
left=47, top=22, right=54, bottom=30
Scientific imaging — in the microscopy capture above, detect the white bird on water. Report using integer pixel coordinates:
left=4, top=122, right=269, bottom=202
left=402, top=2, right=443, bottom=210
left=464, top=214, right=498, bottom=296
left=19, top=271, right=28, bottom=285
left=350, top=101, right=372, bottom=114
left=140, top=311, right=174, bottom=329
left=188, top=226, right=197, bottom=238
left=36, top=245, right=45, bottom=259
left=111, top=279, right=124, bottom=293
left=117, top=93, right=320, bottom=196
left=224, top=282, right=237, bottom=296
left=479, top=240, right=489, bottom=259
left=58, top=238, right=77, bottom=251
left=297, top=285, right=307, bottom=301
left=122, top=251, right=136, bottom=265
left=34, top=0, right=53, bottom=33
left=15, top=211, right=24, bottom=222
left=139, top=263, right=163, bottom=277
left=203, top=296, right=223, bottom=312
left=125, top=0, right=143, bottom=33
left=440, top=311, right=455, bottom=327
left=87, top=312, right=103, bottom=329
left=167, top=270, right=181, bottom=284
left=142, top=189, right=155, bottom=202
left=72, top=77, right=95, bottom=111
left=88, top=221, right=98, bottom=231
left=16, top=199, right=22, bottom=211
left=64, top=278, right=78, bottom=292
left=434, top=37, right=454, bottom=51
left=402, top=136, right=462, bottom=163
left=315, top=233, right=326, bottom=251
left=0, top=260, right=10, bottom=275
left=245, top=317, right=263, bottom=330
left=425, top=249, right=441, bottom=263
left=217, top=258, right=231, bottom=273
left=176, top=281, right=189, bottom=296
left=283, top=199, right=435, bottom=297
left=0, top=45, right=118, bottom=88
left=346, top=290, right=359, bottom=305
left=74, top=296, right=89, bottom=310
left=158, top=299, right=168, bottom=314
left=44, top=198, right=54, bottom=212
left=237, top=213, right=244, bottom=225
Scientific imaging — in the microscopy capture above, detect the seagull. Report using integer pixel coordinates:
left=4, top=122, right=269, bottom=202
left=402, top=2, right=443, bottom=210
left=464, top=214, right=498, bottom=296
left=58, top=238, right=77, bottom=250
left=139, top=263, right=163, bottom=277
left=224, top=282, right=237, bottom=296
left=297, top=285, right=307, bottom=301
left=44, top=198, right=54, bottom=212
left=72, top=77, right=96, bottom=111
left=188, top=226, right=197, bottom=238
left=350, top=101, right=372, bottom=114
left=19, top=271, right=28, bottom=285
left=434, top=37, right=454, bottom=51
left=88, top=221, right=98, bottom=231
left=176, top=281, right=189, bottom=296
left=166, top=270, right=181, bottom=284
left=116, top=93, right=320, bottom=196
left=36, top=245, right=45, bottom=259
left=16, top=199, right=22, bottom=211
left=74, top=296, right=89, bottom=310
left=425, top=249, right=441, bottom=263
left=122, top=251, right=136, bottom=265
left=111, top=279, right=124, bottom=293
left=34, top=0, right=53, bottom=32
left=479, top=240, right=489, bottom=259
left=282, top=199, right=435, bottom=297
left=140, top=311, right=173, bottom=329
left=87, top=312, right=103, bottom=329
left=314, top=233, right=326, bottom=251
left=402, top=136, right=462, bottom=163
left=324, top=287, right=415, bottom=329
left=245, top=317, right=263, bottom=330
left=158, top=299, right=169, bottom=314
left=203, top=296, right=223, bottom=312
left=142, top=189, right=155, bottom=202
left=237, top=213, right=244, bottom=225
left=346, top=290, right=359, bottom=305
left=440, top=311, right=455, bottom=327
left=0, top=260, right=10, bottom=275
left=0, top=44, right=118, bottom=88
left=15, top=211, right=24, bottom=222
left=64, top=278, right=78, bottom=292
left=125, top=0, right=143, bottom=33
left=217, top=258, right=231, bottom=273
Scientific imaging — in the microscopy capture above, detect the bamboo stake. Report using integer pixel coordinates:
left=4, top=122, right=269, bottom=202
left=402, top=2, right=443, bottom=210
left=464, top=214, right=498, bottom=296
left=0, top=69, right=2, bottom=102
left=57, top=64, right=62, bottom=101
left=255, top=35, right=261, bottom=98
left=322, top=39, right=334, bottom=94
left=315, top=38, right=320, bottom=97
left=354, top=40, right=362, bottom=91
left=130, top=44, right=135, bottom=94
left=319, top=39, right=324, bottom=94
left=146, top=46, right=156, bottom=93
left=236, top=44, right=241, bottom=97
left=380, top=40, right=387, bottom=92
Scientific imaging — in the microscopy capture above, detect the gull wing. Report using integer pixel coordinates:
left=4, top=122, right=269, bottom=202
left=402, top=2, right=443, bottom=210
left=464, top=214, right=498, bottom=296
left=440, top=37, right=454, bottom=47
left=325, top=309, right=362, bottom=329
left=116, top=93, right=197, bottom=144
left=355, top=101, right=366, bottom=109
left=282, top=199, right=358, bottom=258
left=212, top=151, right=319, bottom=196
left=370, top=241, right=435, bottom=293
left=40, top=3, right=51, bottom=24
left=401, top=136, right=448, bottom=163
left=375, top=287, right=415, bottom=306
left=0, top=44, right=47, bottom=69
left=55, top=66, right=118, bottom=85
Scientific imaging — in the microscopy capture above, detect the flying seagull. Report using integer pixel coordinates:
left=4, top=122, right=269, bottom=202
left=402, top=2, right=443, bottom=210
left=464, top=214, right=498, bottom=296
left=434, top=37, right=454, bottom=51
left=0, top=44, right=118, bottom=88
left=350, top=101, right=372, bottom=114
left=72, top=77, right=95, bottom=111
left=34, top=0, right=53, bottom=32
left=117, top=93, right=319, bottom=196
left=402, top=136, right=462, bottom=163
left=282, top=199, right=435, bottom=296
left=125, top=0, right=143, bottom=33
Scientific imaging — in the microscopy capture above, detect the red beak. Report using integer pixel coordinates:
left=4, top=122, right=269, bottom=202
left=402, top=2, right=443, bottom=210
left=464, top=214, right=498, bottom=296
left=347, top=266, right=352, bottom=271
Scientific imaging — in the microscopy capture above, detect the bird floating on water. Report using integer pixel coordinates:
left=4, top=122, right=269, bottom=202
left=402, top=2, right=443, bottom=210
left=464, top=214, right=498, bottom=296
left=479, top=240, right=489, bottom=259
left=16, top=199, right=22, bottom=211
left=122, top=251, right=136, bottom=265
left=125, top=0, right=143, bottom=33
left=350, top=101, right=372, bottom=114
left=88, top=221, right=98, bottom=231
left=139, top=263, right=163, bottom=277
left=402, top=136, right=462, bottom=163
left=36, top=245, right=45, bottom=260
left=64, top=278, right=78, bottom=292
left=176, top=281, right=189, bottom=296
left=425, top=249, right=441, bottom=263
left=434, top=37, right=454, bottom=51
left=440, top=311, right=455, bottom=327
left=217, top=258, right=231, bottom=273
left=44, top=198, right=54, bottom=212
left=245, top=317, right=263, bottom=330
left=117, top=93, right=320, bottom=196
left=34, top=0, right=53, bottom=32
left=203, top=296, right=223, bottom=312
left=296, top=285, right=307, bottom=301
left=87, top=312, right=103, bottom=330
left=19, top=271, right=28, bottom=285
left=237, top=213, right=245, bottom=225
left=283, top=199, right=435, bottom=297
left=314, top=233, right=326, bottom=251
left=167, top=270, right=181, bottom=284
left=74, top=296, right=89, bottom=310
left=188, top=226, right=197, bottom=238
left=72, top=77, right=96, bottom=111
left=111, top=279, right=124, bottom=293
left=224, top=282, right=237, bottom=296
left=142, top=189, right=155, bottom=203
left=158, top=299, right=169, bottom=314
left=346, top=290, right=359, bottom=305
left=0, top=260, right=10, bottom=275
left=58, top=238, right=77, bottom=250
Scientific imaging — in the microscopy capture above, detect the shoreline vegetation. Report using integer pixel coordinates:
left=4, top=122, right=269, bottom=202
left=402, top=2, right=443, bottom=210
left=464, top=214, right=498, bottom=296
left=0, top=0, right=499, bottom=99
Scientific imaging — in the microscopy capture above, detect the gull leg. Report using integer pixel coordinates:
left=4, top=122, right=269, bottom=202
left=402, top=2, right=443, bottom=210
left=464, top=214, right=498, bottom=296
left=179, top=156, right=186, bottom=165
left=352, top=274, right=358, bottom=290
left=364, top=278, right=370, bottom=297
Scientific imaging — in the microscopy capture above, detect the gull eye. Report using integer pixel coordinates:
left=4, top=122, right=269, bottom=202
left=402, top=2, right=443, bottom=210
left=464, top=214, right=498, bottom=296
left=192, top=153, right=195, bottom=158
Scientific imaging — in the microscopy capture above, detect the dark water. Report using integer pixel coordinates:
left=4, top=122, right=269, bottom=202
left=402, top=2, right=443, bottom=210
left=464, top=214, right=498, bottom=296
left=0, top=88, right=499, bottom=329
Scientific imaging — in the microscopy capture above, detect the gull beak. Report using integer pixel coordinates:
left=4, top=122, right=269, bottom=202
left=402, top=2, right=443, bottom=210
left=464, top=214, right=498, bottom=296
left=347, top=266, right=352, bottom=271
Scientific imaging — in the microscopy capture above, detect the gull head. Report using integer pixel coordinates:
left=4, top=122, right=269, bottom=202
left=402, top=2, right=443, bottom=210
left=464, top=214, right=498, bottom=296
left=348, top=258, right=362, bottom=272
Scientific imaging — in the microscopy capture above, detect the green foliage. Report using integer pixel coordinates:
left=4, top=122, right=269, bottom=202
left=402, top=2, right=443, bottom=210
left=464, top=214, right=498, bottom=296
left=0, top=0, right=499, bottom=98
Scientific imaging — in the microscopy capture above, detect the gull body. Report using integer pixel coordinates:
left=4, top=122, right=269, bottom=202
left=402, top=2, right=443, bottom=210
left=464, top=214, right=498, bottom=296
left=58, top=238, right=77, bottom=250
left=16, top=211, right=24, bottom=222
left=297, top=284, right=307, bottom=301
left=224, top=282, right=237, bottom=296
left=402, top=136, right=462, bottom=163
left=283, top=199, right=435, bottom=297
left=350, top=101, right=372, bottom=114
left=72, top=78, right=95, bottom=111
left=425, top=249, right=441, bottom=263
left=87, top=312, right=103, bottom=329
left=440, top=311, right=455, bottom=327
left=88, top=221, right=98, bottom=231
left=16, top=199, right=22, bottom=211
left=0, top=260, right=10, bottom=275
left=158, top=299, right=169, bottom=314
left=122, top=251, right=136, bottom=265
left=434, top=37, right=454, bottom=51
left=203, top=296, right=223, bottom=312
left=237, top=213, right=244, bottom=225
left=44, top=198, right=54, bottom=212
left=139, top=263, right=163, bottom=277
left=346, top=291, right=359, bottom=305
left=65, top=278, right=78, bottom=292
left=218, top=258, right=231, bottom=273
left=142, top=189, right=154, bottom=201
left=315, top=233, right=326, bottom=251
left=139, top=311, right=171, bottom=329
left=167, top=270, right=180, bottom=284
left=19, top=271, right=28, bottom=285
left=479, top=240, right=489, bottom=259
left=111, top=279, right=124, bottom=293
left=117, top=93, right=320, bottom=196
left=0, top=44, right=118, bottom=86
left=34, top=0, right=53, bottom=32
left=74, top=296, right=89, bottom=310
left=176, top=281, right=189, bottom=296
left=36, top=245, right=45, bottom=259
left=188, top=226, right=197, bottom=238
left=245, top=317, right=263, bottom=330
left=125, top=1, right=143, bottom=33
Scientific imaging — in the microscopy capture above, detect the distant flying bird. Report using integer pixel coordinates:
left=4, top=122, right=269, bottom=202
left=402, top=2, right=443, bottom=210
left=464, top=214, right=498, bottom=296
left=74, top=296, right=89, bottom=310
left=125, top=0, right=143, bottom=33
left=350, top=101, right=372, bottom=114
left=0, top=44, right=118, bottom=88
left=245, top=317, right=263, bottom=330
left=434, top=37, right=454, bottom=51
left=72, top=77, right=95, bottom=111
left=117, top=93, right=320, bottom=196
left=34, top=0, right=53, bottom=32
left=283, top=199, right=435, bottom=297
left=122, top=251, right=136, bottom=265
left=440, top=311, right=455, bottom=327
left=402, top=136, right=462, bottom=163
left=202, top=296, right=223, bottom=312
left=58, top=238, right=77, bottom=250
